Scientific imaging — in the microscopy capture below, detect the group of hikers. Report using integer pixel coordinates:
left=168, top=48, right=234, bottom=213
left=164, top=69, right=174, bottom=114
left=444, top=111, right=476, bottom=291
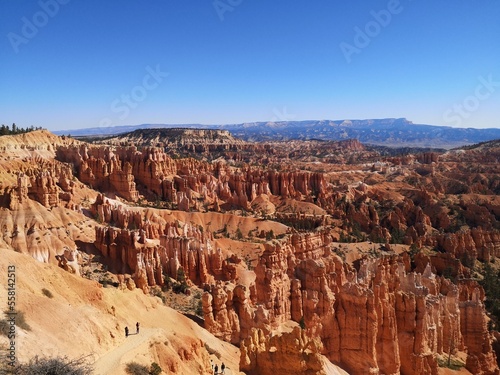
left=125, top=322, right=140, bottom=337
left=124, top=324, right=225, bottom=373
left=211, top=360, right=226, bottom=374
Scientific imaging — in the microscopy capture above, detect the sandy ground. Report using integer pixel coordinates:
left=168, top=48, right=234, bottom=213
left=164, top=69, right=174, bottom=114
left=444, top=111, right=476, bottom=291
left=93, top=328, right=157, bottom=375
left=439, top=368, right=472, bottom=375
left=0, top=249, right=244, bottom=375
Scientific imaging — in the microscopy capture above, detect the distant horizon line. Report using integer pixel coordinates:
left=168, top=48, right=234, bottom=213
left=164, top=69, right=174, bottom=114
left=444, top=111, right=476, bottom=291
left=48, top=117, right=500, bottom=133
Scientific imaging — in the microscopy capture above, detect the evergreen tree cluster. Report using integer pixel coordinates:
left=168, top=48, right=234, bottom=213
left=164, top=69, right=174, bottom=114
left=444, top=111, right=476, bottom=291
left=0, top=123, right=43, bottom=136
left=479, top=262, right=500, bottom=330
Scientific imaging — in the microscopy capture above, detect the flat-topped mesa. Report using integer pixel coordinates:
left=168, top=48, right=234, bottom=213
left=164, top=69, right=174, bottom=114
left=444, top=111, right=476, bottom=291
left=101, top=128, right=245, bottom=153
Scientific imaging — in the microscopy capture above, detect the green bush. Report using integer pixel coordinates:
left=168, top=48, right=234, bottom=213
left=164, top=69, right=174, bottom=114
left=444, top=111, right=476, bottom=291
left=13, top=355, right=93, bottom=375
left=149, top=362, right=162, bottom=375
left=195, top=299, right=203, bottom=316
left=126, top=362, right=149, bottom=375
left=126, top=362, right=162, bottom=375
left=16, top=311, right=31, bottom=331
left=42, top=288, right=54, bottom=298
left=479, top=262, right=500, bottom=330
left=408, top=243, right=420, bottom=261
left=390, top=228, right=405, bottom=244
left=173, top=268, right=189, bottom=294
left=150, top=287, right=166, bottom=304
left=0, top=320, right=10, bottom=337
left=299, top=316, right=306, bottom=330
left=3, top=310, right=31, bottom=331
left=437, top=356, right=464, bottom=370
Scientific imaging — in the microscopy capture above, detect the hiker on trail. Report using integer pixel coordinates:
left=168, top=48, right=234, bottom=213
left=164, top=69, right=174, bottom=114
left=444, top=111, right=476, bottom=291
left=136, top=322, right=140, bottom=334
left=214, top=364, right=218, bottom=374
left=221, top=362, right=225, bottom=373
left=125, top=326, right=129, bottom=337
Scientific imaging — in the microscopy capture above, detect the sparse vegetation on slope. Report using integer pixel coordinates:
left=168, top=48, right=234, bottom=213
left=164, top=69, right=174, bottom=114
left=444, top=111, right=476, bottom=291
left=0, top=123, right=43, bottom=136
left=126, top=362, right=150, bottom=375
left=11, top=355, right=93, bottom=375
left=479, top=261, right=500, bottom=330
left=41, top=288, right=54, bottom=298
left=0, top=310, right=31, bottom=332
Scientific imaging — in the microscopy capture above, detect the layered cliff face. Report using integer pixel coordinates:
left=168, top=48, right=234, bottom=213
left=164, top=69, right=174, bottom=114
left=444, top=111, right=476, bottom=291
left=0, top=131, right=96, bottom=264
left=1, top=156, right=78, bottom=211
left=56, top=142, right=500, bottom=270
left=56, top=145, right=140, bottom=202
left=200, top=232, right=499, bottom=375
left=92, top=194, right=237, bottom=292
left=56, top=144, right=327, bottom=211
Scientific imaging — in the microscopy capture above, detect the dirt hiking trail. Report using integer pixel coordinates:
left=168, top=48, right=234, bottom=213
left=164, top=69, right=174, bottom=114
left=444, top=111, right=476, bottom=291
left=93, top=328, right=156, bottom=375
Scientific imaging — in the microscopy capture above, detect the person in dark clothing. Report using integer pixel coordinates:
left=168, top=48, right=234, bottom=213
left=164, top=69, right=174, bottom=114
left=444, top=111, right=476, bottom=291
left=136, top=322, right=140, bottom=334
left=221, top=362, right=225, bottom=373
left=214, top=364, right=218, bottom=374
left=125, top=326, right=129, bottom=337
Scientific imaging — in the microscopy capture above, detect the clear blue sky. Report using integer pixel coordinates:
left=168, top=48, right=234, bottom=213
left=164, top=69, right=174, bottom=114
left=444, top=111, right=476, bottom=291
left=1, top=0, right=499, bottom=131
